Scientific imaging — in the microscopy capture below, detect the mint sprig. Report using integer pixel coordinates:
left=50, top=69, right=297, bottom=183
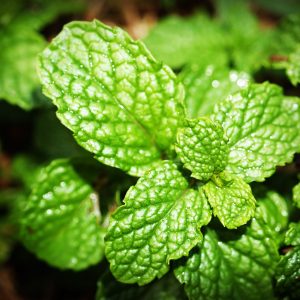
left=37, top=19, right=300, bottom=291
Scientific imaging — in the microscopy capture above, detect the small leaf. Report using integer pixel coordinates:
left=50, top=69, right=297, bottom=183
left=175, top=192, right=285, bottom=300
left=20, top=159, right=105, bottom=270
left=212, top=82, right=300, bottom=182
left=38, top=20, right=185, bottom=176
left=203, top=172, right=256, bottom=229
left=175, top=118, right=229, bottom=181
left=105, top=161, right=211, bottom=285
left=180, top=64, right=251, bottom=117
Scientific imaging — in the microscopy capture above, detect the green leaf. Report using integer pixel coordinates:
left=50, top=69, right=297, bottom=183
left=105, top=161, right=211, bottom=285
left=231, top=30, right=274, bottom=73
left=216, top=0, right=274, bottom=73
left=175, top=192, right=285, bottom=300
left=0, top=23, right=46, bottom=109
left=0, top=0, right=84, bottom=30
left=257, top=191, right=289, bottom=240
left=275, top=246, right=300, bottom=300
left=292, top=181, right=300, bottom=208
left=274, top=219, right=300, bottom=300
left=216, top=0, right=259, bottom=38
left=180, top=64, right=251, bottom=117
left=19, top=159, right=106, bottom=270
left=203, top=172, right=256, bottom=229
left=144, top=14, right=228, bottom=68
left=175, top=118, right=229, bottom=181
left=274, top=14, right=300, bottom=55
left=270, top=14, right=300, bottom=83
left=285, top=222, right=300, bottom=246
left=38, top=20, right=185, bottom=176
left=286, top=44, right=300, bottom=85
left=212, top=82, right=300, bottom=182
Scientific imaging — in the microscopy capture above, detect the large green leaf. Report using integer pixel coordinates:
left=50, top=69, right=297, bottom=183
left=175, top=191, right=287, bottom=300
left=19, top=159, right=105, bottom=270
left=175, top=118, right=229, bottom=181
left=180, top=64, right=251, bottom=117
left=105, top=161, right=211, bottom=285
left=212, top=82, right=300, bottom=182
left=38, top=20, right=185, bottom=176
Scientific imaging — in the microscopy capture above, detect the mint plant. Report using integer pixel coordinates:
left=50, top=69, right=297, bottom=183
left=14, top=15, right=300, bottom=299
left=1, top=1, right=300, bottom=299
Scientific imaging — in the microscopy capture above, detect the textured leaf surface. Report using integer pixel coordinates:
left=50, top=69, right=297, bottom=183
left=20, top=159, right=105, bottom=270
left=203, top=172, right=256, bottom=228
left=275, top=247, right=300, bottom=300
left=212, top=82, right=300, bottom=182
left=0, top=24, right=46, bottom=109
left=175, top=192, right=287, bottom=300
left=293, top=181, right=300, bottom=208
left=176, top=118, right=229, bottom=181
left=180, top=64, right=251, bottom=117
left=105, top=161, right=211, bottom=285
left=144, top=14, right=228, bottom=68
left=38, top=20, right=185, bottom=176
